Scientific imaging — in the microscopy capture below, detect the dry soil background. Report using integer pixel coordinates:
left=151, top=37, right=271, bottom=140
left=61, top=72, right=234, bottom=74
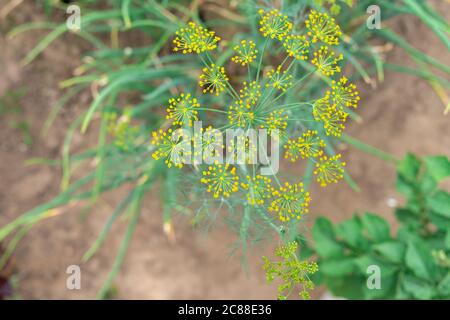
left=0, top=1, right=449, bottom=299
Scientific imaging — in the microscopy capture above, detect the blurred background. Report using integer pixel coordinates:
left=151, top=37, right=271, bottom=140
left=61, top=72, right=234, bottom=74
left=0, top=0, right=449, bottom=299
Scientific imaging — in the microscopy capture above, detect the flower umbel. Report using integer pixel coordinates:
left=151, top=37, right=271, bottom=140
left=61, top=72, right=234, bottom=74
left=241, top=175, right=273, bottom=205
left=321, top=105, right=348, bottom=137
left=266, top=66, right=293, bottom=92
left=314, top=153, right=346, bottom=186
left=284, top=130, right=325, bottom=162
left=151, top=128, right=191, bottom=168
left=166, top=93, right=200, bottom=126
left=305, top=10, right=342, bottom=45
left=329, top=77, right=360, bottom=110
left=263, top=242, right=318, bottom=300
left=228, top=100, right=256, bottom=128
left=173, top=22, right=220, bottom=54
left=283, top=34, right=310, bottom=61
left=199, top=64, right=229, bottom=96
left=201, top=164, right=239, bottom=198
left=231, top=40, right=258, bottom=66
left=239, top=81, right=262, bottom=105
left=260, top=109, right=288, bottom=135
left=258, top=9, right=293, bottom=41
left=269, top=182, right=311, bottom=222
left=311, top=46, right=343, bottom=76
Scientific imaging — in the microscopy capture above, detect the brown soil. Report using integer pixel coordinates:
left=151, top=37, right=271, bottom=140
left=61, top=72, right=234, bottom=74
left=0, top=1, right=449, bottom=299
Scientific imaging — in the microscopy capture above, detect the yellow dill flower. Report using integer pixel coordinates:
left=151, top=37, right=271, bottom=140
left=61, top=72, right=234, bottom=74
left=313, top=0, right=353, bottom=16
left=151, top=128, right=191, bottom=168
left=314, top=152, right=346, bottom=186
left=263, top=242, right=318, bottom=300
left=201, top=164, right=239, bottom=198
left=173, top=21, right=220, bottom=54
left=231, top=40, right=258, bottom=66
left=260, top=109, right=288, bottom=135
left=166, top=93, right=200, bottom=126
left=329, top=77, right=360, bottom=110
left=239, top=81, right=262, bottom=105
left=227, top=135, right=258, bottom=164
left=193, top=126, right=224, bottom=161
left=269, top=182, right=311, bottom=222
left=283, top=34, right=310, bottom=61
left=322, top=105, right=348, bottom=137
left=311, top=46, right=343, bottom=76
left=266, top=66, right=293, bottom=91
left=199, top=64, right=229, bottom=96
left=258, top=9, right=293, bottom=41
left=106, top=110, right=140, bottom=152
left=284, top=130, right=325, bottom=162
left=312, top=94, right=331, bottom=121
left=228, top=100, right=256, bottom=128
left=305, top=10, right=342, bottom=45
left=241, top=175, right=273, bottom=205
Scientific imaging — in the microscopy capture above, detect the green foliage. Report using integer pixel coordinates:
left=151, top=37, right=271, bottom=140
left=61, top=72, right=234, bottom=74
left=310, top=153, right=450, bottom=299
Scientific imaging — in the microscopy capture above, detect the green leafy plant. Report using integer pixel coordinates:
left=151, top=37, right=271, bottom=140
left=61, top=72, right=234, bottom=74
left=309, top=153, right=450, bottom=299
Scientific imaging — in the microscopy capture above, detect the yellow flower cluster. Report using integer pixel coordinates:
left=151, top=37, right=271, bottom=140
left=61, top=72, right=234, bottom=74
left=311, top=46, right=343, bottom=76
left=261, top=109, right=288, bottom=135
left=199, top=64, right=229, bottom=96
left=305, top=10, right=342, bottom=45
left=314, top=153, right=346, bottom=186
left=228, top=99, right=256, bottom=128
left=241, top=175, right=273, bottom=205
left=284, top=130, right=325, bottom=162
left=329, top=77, right=360, bottom=110
left=231, top=40, right=258, bottom=66
left=266, top=66, right=293, bottom=91
left=258, top=9, right=293, bottom=41
left=173, top=21, right=220, bottom=54
left=201, top=164, right=239, bottom=198
left=166, top=93, right=200, bottom=126
left=283, top=35, right=310, bottom=61
left=263, top=241, right=318, bottom=300
left=239, top=81, right=261, bottom=105
left=151, top=11, right=359, bottom=226
left=269, top=182, right=311, bottom=222
left=106, top=110, right=140, bottom=152
left=151, top=128, right=190, bottom=168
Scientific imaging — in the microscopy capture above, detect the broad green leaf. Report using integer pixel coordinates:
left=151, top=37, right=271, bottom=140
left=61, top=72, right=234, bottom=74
left=353, top=255, right=398, bottom=276
left=396, top=174, right=416, bottom=198
left=445, top=232, right=450, bottom=250
left=427, top=191, right=450, bottom=218
left=319, top=258, right=355, bottom=277
left=419, top=171, right=438, bottom=194
left=361, top=212, right=390, bottom=242
left=437, top=272, right=450, bottom=297
left=363, top=273, right=397, bottom=300
left=372, top=241, right=406, bottom=264
left=405, top=241, right=436, bottom=281
left=401, top=274, right=435, bottom=299
left=395, top=208, right=421, bottom=230
left=424, top=156, right=450, bottom=182
left=397, top=153, right=421, bottom=181
left=324, top=275, right=365, bottom=300
left=336, top=215, right=369, bottom=250
left=312, top=217, right=344, bottom=259
left=429, top=211, right=450, bottom=230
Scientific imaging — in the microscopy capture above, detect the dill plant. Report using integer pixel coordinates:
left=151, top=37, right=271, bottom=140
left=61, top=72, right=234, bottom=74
left=150, top=8, right=356, bottom=299
left=1, top=0, right=449, bottom=299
